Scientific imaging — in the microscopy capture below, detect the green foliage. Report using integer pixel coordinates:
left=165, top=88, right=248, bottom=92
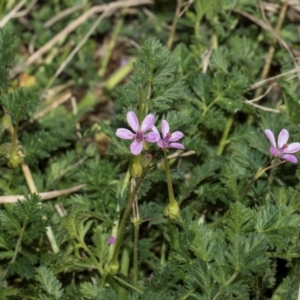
left=1, top=88, right=40, bottom=124
left=79, top=282, right=119, bottom=300
left=225, top=202, right=253, bottom=239
left=1, top=1, right=300, bottom=299
left=0, top=194, right=48, bottom=279
left=272, top=276, right=299, bottom=300
left=35, top=266, right=64, bottom=299
left=0, top=29, right=14, bottom=92
left=22, top=130, right=70, bottom=165
left=116, top=37, right=185, bottom=114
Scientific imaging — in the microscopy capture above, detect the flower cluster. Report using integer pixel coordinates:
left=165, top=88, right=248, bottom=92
left=116, top=111, right=185, bottom=155
left=264, top=129, right=300, bottom=164
left=116, top=112, right=300, bottom=164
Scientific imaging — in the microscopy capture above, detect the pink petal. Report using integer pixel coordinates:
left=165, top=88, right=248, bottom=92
left=116, top=128, right=135, bottom=140
left=283, top=143, right=300, bottom=154
left=151, top=125, right=160, bottom=137
left=141, top=114, right=155, bottom=132
left=157, top=140, right=164, bottom=148
left=130, top=140, right=143, bottom=155
left=144, top=132, right=160, bottom=142
left=281, top=154, right=297, bottom=164
left=127, top=111, right=139, bottom=132
left=169, top=131, right=184, bottom=142
left=264, top=129, right=276, bottom=148
left=169, top=142, right=185, bottom=149
left=277, top=129, right=289, bottom=149
left=270, top=146, right=279, bottom=157
left=161, top=120, right=169, bottom=138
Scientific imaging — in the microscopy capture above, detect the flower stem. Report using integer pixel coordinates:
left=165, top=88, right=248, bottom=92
left=0, top=217, right=27, bottom=280
left=217, top=114, right=233, bottom=156
left=163, top=149, right=176, bottom=206
left=168, top=219, right=175, bottom=250
left=212, top=271, right=239, bottom=300
left=163, top=148, right=179, bottom=247
left=238, top=159, right=285, bottom=202
left=113, top=275, right=143, bottom=294
left=131, top=178, right=140, bottom=286
left=177, top=286, right=197, bottom=300
left=211, top=159, right=285, bottom=228
left=10, top=120, right=18, bottom=159
left=111, top=168, right=149, bottom=263
left=80, top=240, right=103, bottom=275
left=133, top=222, right=139, bottom=285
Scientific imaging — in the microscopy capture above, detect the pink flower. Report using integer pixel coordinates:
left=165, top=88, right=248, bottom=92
left=153, top=120, right=184, bottom=149
left=108, top=236, right=116, bottom=245
left=116, top=111, right=159, bottom=155
left=264, top=129, right=300, bottom=163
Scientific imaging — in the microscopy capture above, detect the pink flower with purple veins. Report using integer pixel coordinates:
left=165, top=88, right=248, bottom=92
left=153, top=120, right=185, bottom=149
left=264, top=128, right=300, bottom=164
left=116, top=111, right=159, bottom=155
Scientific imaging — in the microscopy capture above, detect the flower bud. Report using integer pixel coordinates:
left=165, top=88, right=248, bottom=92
left=108, top=236, right=116, bottom=245
left=164, top=200, right=180, bottom=220
left=1, top=114, right=11, bottom=129
left=130, top=156, right=142, bottom=178
left=8, top=153, right=22, bottom=168
left=105, top=260, right=119, bottom=275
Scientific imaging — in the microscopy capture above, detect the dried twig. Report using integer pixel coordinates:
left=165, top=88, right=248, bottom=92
left=179, top=0, right=194, bottom=18
left=44, top=4, right=86, bottom=27
left=47, top=7, right=112, bottom=89
left=249, top=65, right=300, bottom=90
left=245, top=81, right=281, bottom=113
left=0, top=184, right=87, bottom=204
left=0, top=0, right=28, bottom=27
left=13, top=0, right=37, bottom=18
left=234, top=7, right=300, bottom=84
left=10, top=0, right=153, bottom=77
left=167, top=150, right=196, bottom=160
left=31, top=90, right=72, bottom=122
left=244, top=101, right=280, bottom=113
left=246, top=84, right=275, bottom=103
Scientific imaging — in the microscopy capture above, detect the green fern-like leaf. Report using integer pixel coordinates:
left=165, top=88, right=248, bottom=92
left=224, top=202, right=253, bottom=240
left=188, top=223, right=224, bottom=262
left=226, top=233, right=269, bottom=273
left=80, top=282, right=119, bottom=300
left=1, top=88, right=40, bottom=123
left=35, top=266, right=64, bottom=299
left=254, top=203, right=300, bottom=249
left=0, top=29, right=15, bottom=92
left=22, top=130, right=70, bottom=165
left=271, top=275, right=299, bottom=300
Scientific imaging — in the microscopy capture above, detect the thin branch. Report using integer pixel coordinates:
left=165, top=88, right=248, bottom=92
left=19, top=90, right=72, bottom=131
left=167, top=150, right=195, bottom=160
left=245, top=101, right=281, bottom=113
left=233, top=8, right=300, bottom=83
left=13, top=0, right=37, bottom=18
left=46, top=7, right=113, bottom=89
left=246, top=84, right=275, bottom=103
left=44, top=4, right=86, bottom=27
left=249, top=65, right=300, bottom=90
left=0, top=0, right=28, bottom=27
left=10, top=0, right=153, bottom=77
left=0, top=184, right=87, bottom=204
